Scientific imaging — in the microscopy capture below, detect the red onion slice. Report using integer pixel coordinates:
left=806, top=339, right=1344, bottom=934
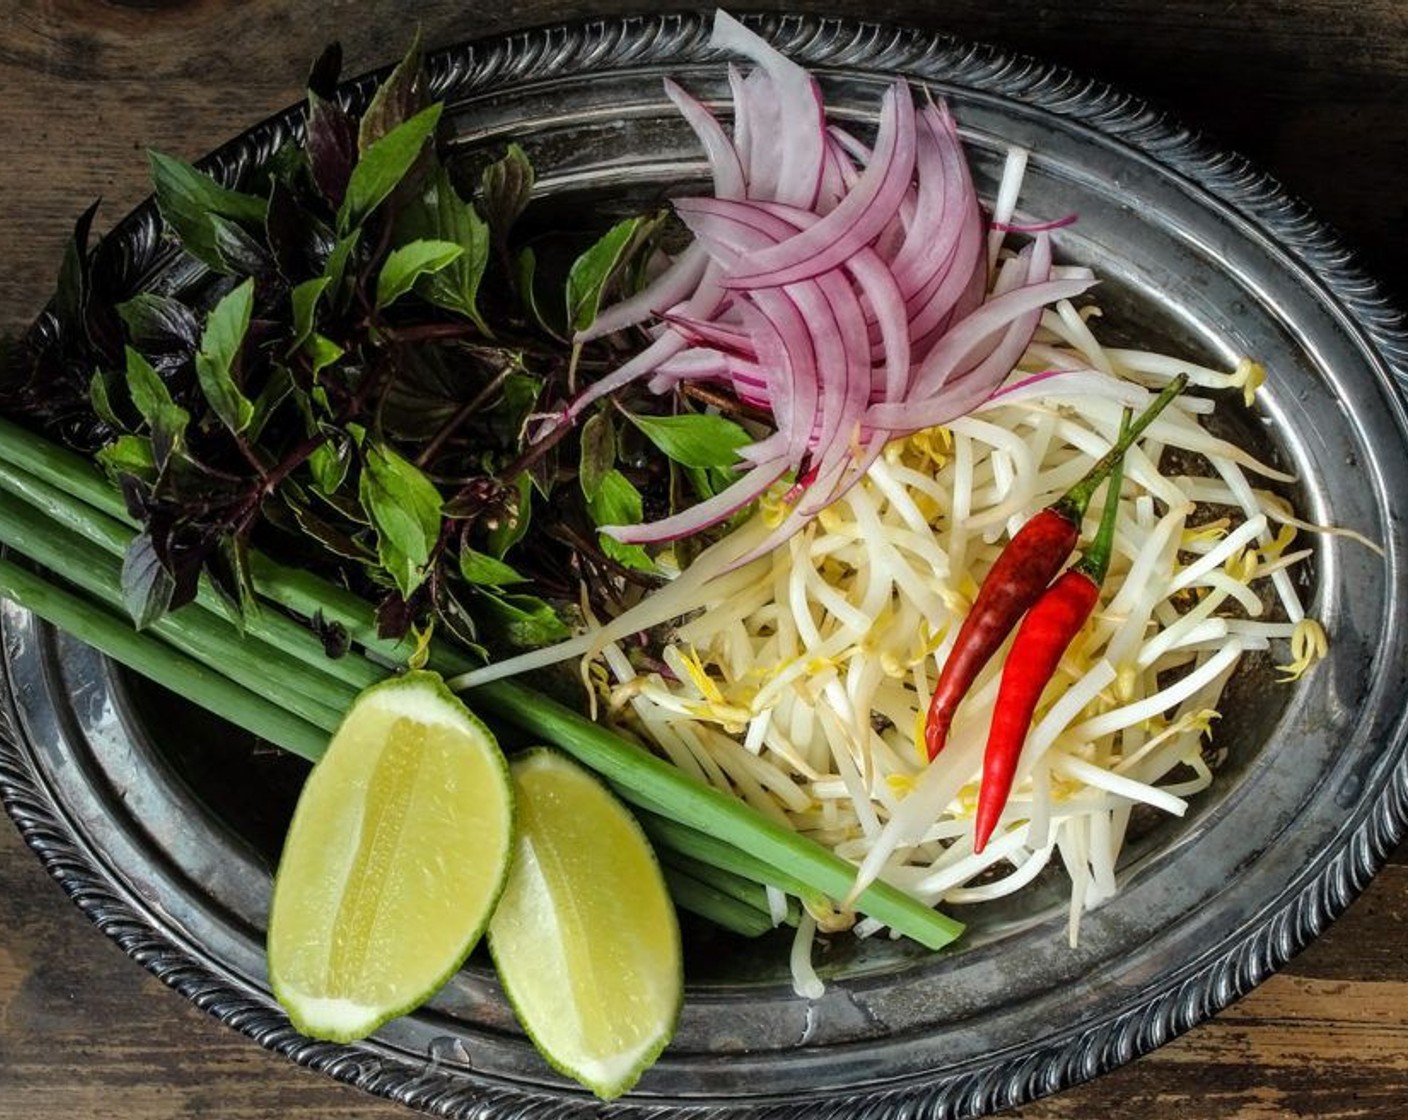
left=602, top=455, right=791, bottom=544
left=711, top=10, right=826, bottom=209
left=721, top=81, right=916, bottom=289
left=574, top=243, right=710, bottom=343
left=664, top=77, right=748, bottom=201
left=565, top=17, right=1099, bottom=547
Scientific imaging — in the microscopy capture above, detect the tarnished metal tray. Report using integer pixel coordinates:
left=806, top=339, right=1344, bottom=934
left=3, top=12, right=1408, bottom=1118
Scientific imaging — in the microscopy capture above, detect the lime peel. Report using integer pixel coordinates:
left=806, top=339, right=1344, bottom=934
left=268, top=670, right=514, bottom=1044
left=490, top=749, right=682, bottom=1100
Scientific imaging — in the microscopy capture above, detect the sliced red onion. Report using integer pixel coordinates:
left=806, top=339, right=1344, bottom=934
left=722, top=82, right=916, bottom=289
left=990, top=213, right=1078, bottom=234
left=660, top=310, right=755, bottom=356
left=564, top=17, right=1099, bottom=547
left=603, top=455, right=791, bottom=544
left=556, top=330, right=686, bottom=429
left=862, top=278, right=1095, bottom=431
left=645, top=347, right=735, bottom=394
left=560, top=264, right=732, bottom=423
left=738, top=199, right=912, bottom=402
left=574, top=82, right=746, bottom=345
left=741, top=290, right=820, bottom=468
left=907, top=239, right=988, bottom=360
left=815, top=138, right=850, bottom=215
left=726, top=64, right=752, bottom=171
left=668, top=200, right=895, bottom=539
left=902, top=275, right=1093, bottom=403
left=663, top=77, right=748, bottom=201
left=574, top=244, right=710, bottom=343
left=711, top=10, right=826, bottom=209
left=889, top=105, right=978, bottom=300
left=826, top=128, right=915, bottom=252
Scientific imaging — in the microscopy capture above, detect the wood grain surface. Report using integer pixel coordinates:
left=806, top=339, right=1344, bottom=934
left=1, top=2, right=1406, bottom=1117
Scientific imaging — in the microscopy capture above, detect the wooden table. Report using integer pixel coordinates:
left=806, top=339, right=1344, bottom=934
left=2, top=2, right=1406, bottom=1116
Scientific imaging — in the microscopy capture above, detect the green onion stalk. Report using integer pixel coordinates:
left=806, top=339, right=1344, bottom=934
left=0, top=415, right=964, bottom=951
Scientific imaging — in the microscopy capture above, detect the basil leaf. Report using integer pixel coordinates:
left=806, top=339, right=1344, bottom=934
left=566, top=216, right=646, bottom=334
left=623, top=410, right=751, bottom=469
left=374, top=238, right=464, bottom=309
left=89, top=369, right=127, bottom=431
left=247, top=364, right=294, bottom=443
left=207, top=534, right=260, bottom=629
left=498, top=369, right=543, bottom=443
left=285, top=494, right=375, bottom=563
left=358, top=32, right=425, bottom=151
left=514, top=246, right=559, bottom=338
left=306, top=41, right=343, bottom=100
left=483, top=471, right=531, bottom=558
left=337, top=102, right=442, bottom=233
left=479, top=143, right=534, bottom=251
left=578, top=410, right=615, bottom=501
left=685, top=464, right=740, bottom=502
left=307, top=432, right=352, bottom=496
left=358, top=441, right=444, bottom=597
left=306, top=334, right=345, bottom=379
left=209, top=213, right=274, bottom=275
left=289, top=276, right=331, bottom=351
left=120, top=530, right=176, bottom=630
left=477, top=588, right=570, bottom=647
left=117, top=292, right=200, bottom=350
left=148, top=151, right=267, bottom=272
left=459, top=549, right=528, bottom=587
left=306, top=90, right=359, bottom=208
left=398, top=167, right=492, bottom=330
left=194, top=278, right=256, bottom=435
left=267, top=178, right=336, bottom=281
left=587, top=469, right=654, bottom=572
left=96, top=434, right=156, bottom=482
left=55, top=200, right=99, bottom=337
left=123, top=345, right=189, bottom=468
left=321, top=227, right=362, bottom=302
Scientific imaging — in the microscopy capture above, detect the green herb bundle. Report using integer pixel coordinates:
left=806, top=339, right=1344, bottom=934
left=1, top=39, right=755, bottom=659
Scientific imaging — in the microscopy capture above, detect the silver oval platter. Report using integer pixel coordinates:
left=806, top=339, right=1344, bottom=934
left=3, top=12, right=1408, bottom=1119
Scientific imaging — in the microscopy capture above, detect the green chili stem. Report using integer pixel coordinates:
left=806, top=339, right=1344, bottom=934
left=1073, top=409, right=1132, bottom=583
left=1055, top=373, right=1187, bottom=522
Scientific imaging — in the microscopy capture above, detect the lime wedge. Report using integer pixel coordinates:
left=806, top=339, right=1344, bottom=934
left=267, top=671, right=513, bottom=1042
left=490, top=749, right=682, bottom=1100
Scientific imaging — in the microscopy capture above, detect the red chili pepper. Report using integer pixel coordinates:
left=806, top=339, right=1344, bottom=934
left=971, top=412, right=1129, bottom=853
left=923, top=374, right=1186, bottom=760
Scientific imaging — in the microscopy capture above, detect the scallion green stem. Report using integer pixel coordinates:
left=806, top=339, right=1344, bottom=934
left=471, top=681, right=964, bottom=951
left=0, top=423, right=965, bottom=949
left=0, top=415, right=134, bottom=523
left=659, top=849, right=798, bottom=927
left=637, top=808, right=828, bottom=905
left=0, top=459, right=384, bottom=693
left=176, top=552, right=965, bottom=946
left=660, top=864, right=777, bottom=939
left=0, top=555, right=327, bottom=761
left=0, top=491, right=351, bottom=733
